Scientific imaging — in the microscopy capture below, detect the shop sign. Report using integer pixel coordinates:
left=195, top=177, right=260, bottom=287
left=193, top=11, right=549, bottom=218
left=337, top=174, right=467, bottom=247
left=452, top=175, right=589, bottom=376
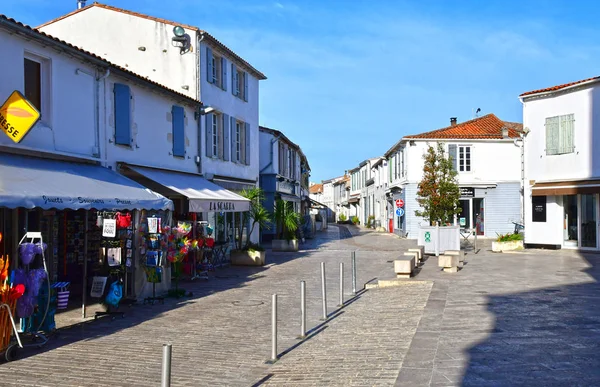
left=0, top=90, right=40, bottom=143
left=459, top=217, right=466, bottom=226
left=102, top=218, right=117, bottom=237
left=208, top=201, right=236, bottom=211
left=277, top=180, right=295, bottom=194
left=460, top=187, right=475, bottom=198
left=532, top=196, right=547, bottom=222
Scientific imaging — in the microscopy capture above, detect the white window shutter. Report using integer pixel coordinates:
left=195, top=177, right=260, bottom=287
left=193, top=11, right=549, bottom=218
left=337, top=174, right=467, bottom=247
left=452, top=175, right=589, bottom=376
left=545, top=116, right=559, bottom=155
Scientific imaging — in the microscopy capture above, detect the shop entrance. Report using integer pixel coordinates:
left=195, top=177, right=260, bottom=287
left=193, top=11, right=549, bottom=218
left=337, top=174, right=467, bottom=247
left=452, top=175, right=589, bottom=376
left=563, top=194, right=598, bottom=249
left=458, top=198, right=485, bottom=235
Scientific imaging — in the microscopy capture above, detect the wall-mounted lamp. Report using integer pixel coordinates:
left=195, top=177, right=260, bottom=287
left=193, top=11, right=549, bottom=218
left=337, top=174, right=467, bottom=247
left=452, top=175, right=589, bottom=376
left=195, top=105, right=216, bottom=119
left=172, top=26, right=191, bottom=54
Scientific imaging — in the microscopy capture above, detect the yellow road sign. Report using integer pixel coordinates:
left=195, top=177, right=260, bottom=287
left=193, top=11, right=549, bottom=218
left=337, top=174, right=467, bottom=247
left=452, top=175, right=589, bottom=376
left=0, top=90, right=41, bottom=143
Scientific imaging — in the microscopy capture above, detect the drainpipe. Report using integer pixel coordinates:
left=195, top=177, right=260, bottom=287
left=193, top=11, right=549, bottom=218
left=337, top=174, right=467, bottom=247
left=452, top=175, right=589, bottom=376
left=196, top=34, right=205, bottom=174
left=260, top=135, right=282, bottom=174
left=96, top=68, right=110, bottom=165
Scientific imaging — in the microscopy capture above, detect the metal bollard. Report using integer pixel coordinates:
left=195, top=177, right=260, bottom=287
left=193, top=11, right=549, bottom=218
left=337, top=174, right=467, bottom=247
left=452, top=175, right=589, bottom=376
left=161, top=343, right=172, bottom=387
left=321, top=262, right=327, bottom=320
left=351, top=251, right=357, bottom=295
left=300, top=281, right=306, bottom=338
left=338, top=262, right=344, bottom=307
left=271, top=294, right=278, bottom=361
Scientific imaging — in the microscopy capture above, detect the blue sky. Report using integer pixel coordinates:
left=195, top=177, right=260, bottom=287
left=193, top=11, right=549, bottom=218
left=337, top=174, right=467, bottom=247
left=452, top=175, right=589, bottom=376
left=4, top=0, right=600, bottom=181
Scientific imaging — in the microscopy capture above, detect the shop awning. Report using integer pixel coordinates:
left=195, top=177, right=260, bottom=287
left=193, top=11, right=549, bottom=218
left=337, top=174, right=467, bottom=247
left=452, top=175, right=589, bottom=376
left=348, top=196, right=360, bottom=204
left=532, top=179, right=600, bottom=196
left=122, top=165, right=250, bottom=213
left=277, top=193, right=301, bottom=202
left=0, top=153, right=173, bottom=211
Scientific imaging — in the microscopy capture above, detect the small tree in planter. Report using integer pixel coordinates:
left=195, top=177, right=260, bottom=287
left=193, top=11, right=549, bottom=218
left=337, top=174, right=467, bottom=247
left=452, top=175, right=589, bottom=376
left=272, top=199, right=301, bottom=251
left=415, top=143, right=461, bottom=225
left=231, top=187, right=272, bottom=266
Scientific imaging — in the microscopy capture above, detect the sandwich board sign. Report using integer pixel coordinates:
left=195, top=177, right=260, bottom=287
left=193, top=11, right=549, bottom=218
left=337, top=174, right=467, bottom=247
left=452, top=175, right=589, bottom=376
left=0, top=90, right=41, bottom=143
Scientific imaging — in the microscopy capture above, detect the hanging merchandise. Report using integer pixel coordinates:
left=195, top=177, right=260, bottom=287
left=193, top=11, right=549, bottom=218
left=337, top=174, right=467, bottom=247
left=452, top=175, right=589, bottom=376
left=90, top=276, right=107, bottom=298
left=106, top=247, right=122, bottom=267
left=54, top=282, right=70, bottom=310
left=102, top=218, right=117, bottom=238
left=116, top=212, right=132, bottom=229
left=104, top=281, right=123, bottom=308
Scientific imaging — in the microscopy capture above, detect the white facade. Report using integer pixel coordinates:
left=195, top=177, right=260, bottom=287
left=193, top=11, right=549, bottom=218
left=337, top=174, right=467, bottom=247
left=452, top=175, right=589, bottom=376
left=522, top=82, right=600, bottom=249
left=38, top=3, right=264, bottom=185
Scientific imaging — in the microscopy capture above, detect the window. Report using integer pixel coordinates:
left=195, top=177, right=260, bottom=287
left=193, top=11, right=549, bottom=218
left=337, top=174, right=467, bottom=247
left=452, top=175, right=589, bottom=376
left=205, top=112, right=222, bottom=158
left=458, top=145, right=471, bottom=172
left=23, top=54, right=50, bottom=122
left=207, top=47, right=227, bottom=90
left=172, top=105, right=185, bottom=157
left=545, top=114, right=574, bottom=155
left=212, top=54, right=221, bottom=85
left=232, top=65, right=248, bottom=101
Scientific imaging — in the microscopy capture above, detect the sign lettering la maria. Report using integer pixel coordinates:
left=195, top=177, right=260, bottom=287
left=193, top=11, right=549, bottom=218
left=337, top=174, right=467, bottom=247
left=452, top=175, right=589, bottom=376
left=209, top=201, right=236, bottom=211
left=0, top=90, right=40, bottom=143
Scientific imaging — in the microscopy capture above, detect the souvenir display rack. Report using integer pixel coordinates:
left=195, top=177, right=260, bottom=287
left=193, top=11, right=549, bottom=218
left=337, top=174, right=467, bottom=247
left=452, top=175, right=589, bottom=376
left=142, top=215, right=164, bottom=305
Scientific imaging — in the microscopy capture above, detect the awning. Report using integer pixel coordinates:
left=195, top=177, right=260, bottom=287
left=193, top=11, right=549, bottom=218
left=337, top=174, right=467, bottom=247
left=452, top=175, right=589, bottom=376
left=122, top=165, right=250, bottom=212
left=348, top=196, right=360, bottom=204
left=309, top=198, right=327, bottom=209
left=277, top=193, right=301, bottom=202
left=0, top=153, right=173, bottom=211
left=532, top=179, right=600, bottom=196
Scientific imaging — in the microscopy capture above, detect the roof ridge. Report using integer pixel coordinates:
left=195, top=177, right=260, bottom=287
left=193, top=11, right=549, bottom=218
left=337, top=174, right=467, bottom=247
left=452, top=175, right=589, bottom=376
left=36, top=2, right=266, bottom=79
left=407, top=113, right=498, bottom=138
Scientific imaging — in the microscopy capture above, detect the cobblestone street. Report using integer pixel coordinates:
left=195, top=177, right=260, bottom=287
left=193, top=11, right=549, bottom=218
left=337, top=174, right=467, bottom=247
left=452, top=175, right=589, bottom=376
left=2, top=226, right=600, bottom=386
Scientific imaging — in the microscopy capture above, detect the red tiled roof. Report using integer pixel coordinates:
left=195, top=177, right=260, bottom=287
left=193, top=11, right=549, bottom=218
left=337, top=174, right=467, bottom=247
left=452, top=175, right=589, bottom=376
left=309, top=184, right=323, bottom=194
left=520, top=77, right=600, bottom=97
left=0, top=14, right=200, bottom=105
left=405, top=114, right=522, bottom=140
left=37, top=2, right=267, bottom=80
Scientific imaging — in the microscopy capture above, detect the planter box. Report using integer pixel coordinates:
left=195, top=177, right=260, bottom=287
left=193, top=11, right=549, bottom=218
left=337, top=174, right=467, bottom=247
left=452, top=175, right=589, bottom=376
left=230, top=250, right=266, bottom=266
left=492, top=240, right=524, bottom=252
left=272, top=239, right=299, bottom=252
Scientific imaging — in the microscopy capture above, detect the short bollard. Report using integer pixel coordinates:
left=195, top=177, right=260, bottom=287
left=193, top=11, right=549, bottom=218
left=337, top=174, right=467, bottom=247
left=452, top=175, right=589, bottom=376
left=338, top=262, right=344, bottom=307
left=161, top=343, right=172, bottom=387
left=351, top=251, right=357, bottom=295
left=299, top=281, right=306, bottom=339
left=271, top=294, right=278, bottom=362
left=321, top=262, right=327, bottom=320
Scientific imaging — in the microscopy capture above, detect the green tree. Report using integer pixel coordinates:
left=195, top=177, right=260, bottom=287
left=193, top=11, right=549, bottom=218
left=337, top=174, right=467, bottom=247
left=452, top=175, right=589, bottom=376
left=236, top=187, right=271, bottom=250
left=415, top=143, right=461, bottom=225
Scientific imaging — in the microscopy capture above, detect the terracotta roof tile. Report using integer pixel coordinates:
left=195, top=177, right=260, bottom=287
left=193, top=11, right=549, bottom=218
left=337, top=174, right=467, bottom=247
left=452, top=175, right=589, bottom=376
left=406, top=114, right=522, bottom=140
left=37, top=2, right=266, bottom=80
left=309, top=184, right=323, bottom=194
left=520, top=77, right=600, bottom=97
left=0, top=14, right=200, bottom=105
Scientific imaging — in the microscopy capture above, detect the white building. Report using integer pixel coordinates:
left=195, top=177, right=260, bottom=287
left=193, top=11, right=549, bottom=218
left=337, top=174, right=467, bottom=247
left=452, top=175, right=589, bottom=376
left=333, top=176, right=350, bottom=221
left=258, top=126, right=310, bottom=242
left=38, top=1, right=266, bottom=193
left=385, top=114, right=523, bottom=238
left=349, top=158, right=380, bottom=226
left=321, top=176, right=344, bottom=222
left=521, top=77, right=600, bottom=250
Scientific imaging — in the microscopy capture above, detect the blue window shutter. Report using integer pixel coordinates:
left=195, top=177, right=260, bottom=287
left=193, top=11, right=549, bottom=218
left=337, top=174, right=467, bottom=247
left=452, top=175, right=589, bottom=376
left=207, top=47, right=214, bottom=84
left=114, top=83, right=131, bottom=146
left=231, top=63, right=236, bottom=96
left=243, top=72, right=248, bottom=101
left=223, top=114, right=230, bottom=161
left=172, top=105, right=185, bottom=157
left=448, top=144, right=457, bottom=171
left=221, top=57, right=227, bottom=91
left=230, top=116, right=236, bottom=162
left=245, top=122, right=251, bottom=165
left=205, top=113, right=213, bottom=158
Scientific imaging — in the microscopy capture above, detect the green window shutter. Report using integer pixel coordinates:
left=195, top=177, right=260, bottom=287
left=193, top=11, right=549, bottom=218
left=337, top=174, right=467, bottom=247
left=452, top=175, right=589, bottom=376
left=559, top=114, right=574, bottom=154
left=388, top=159, right=392, bottom=182
left=545, top=116, right=559, bottom=155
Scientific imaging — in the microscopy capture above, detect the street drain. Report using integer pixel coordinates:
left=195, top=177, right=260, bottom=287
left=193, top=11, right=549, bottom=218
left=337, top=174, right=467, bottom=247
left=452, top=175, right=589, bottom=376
left=232, top=300, right=265, bottom=307
left=216, top=275, right=240, bottom=279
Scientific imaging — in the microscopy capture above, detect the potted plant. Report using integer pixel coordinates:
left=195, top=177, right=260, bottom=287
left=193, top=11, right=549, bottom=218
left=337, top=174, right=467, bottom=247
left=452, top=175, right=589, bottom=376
left=492, top=232, right=524, bottom=252
left=272, top=199, right=301, bottom=252
left=230, top=188, right=272, bottom=266
left=338, top=213, right=348, bottom=224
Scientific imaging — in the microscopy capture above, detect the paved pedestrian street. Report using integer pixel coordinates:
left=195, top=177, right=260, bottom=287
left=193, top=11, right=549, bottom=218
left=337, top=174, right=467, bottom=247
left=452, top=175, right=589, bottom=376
left=2, top=225, right=600, bottom=386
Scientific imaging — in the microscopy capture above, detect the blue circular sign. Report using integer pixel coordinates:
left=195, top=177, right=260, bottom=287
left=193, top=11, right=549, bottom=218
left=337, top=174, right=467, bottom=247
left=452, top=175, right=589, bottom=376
left=396, top=208, right=405, bottom=217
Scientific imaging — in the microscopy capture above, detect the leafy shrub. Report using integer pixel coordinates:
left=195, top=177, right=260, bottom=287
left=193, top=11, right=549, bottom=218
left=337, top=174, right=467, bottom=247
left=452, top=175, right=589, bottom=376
left=496, top=232, right=523, bottom=242
left=245, top=242, right=265, bottom=252
left=339, top=213, right=348, bottom=222
left=367, top=215, right=375, bottom=228
left=351, top=216, right=359, bottom=225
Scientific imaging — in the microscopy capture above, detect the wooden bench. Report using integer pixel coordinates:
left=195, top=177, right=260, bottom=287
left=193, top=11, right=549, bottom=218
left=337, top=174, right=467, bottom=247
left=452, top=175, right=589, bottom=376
left=444, top=250, right=464, bottom=268
left=394, top=256, right=415, bottom=278
left=438, top=255, right=459, bottom=273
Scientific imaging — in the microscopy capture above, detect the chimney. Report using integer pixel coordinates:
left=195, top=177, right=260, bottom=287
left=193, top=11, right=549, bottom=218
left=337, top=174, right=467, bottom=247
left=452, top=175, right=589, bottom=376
left=502, top=127, right=509, bottom=138
left=450, top=117, right=457, bottom=126
left=77, top=0, right=86, bottom=9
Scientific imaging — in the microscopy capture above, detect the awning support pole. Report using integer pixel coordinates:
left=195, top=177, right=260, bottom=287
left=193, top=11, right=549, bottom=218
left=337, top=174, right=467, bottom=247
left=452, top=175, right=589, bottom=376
left=82, top=211, right=88, bottom=319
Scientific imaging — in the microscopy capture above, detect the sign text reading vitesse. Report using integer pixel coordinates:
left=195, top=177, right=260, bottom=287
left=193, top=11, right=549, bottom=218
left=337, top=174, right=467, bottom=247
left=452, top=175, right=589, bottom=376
left=0, top=91, right=40, bottom=143
left=209, top=202, right=236, bottom=211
